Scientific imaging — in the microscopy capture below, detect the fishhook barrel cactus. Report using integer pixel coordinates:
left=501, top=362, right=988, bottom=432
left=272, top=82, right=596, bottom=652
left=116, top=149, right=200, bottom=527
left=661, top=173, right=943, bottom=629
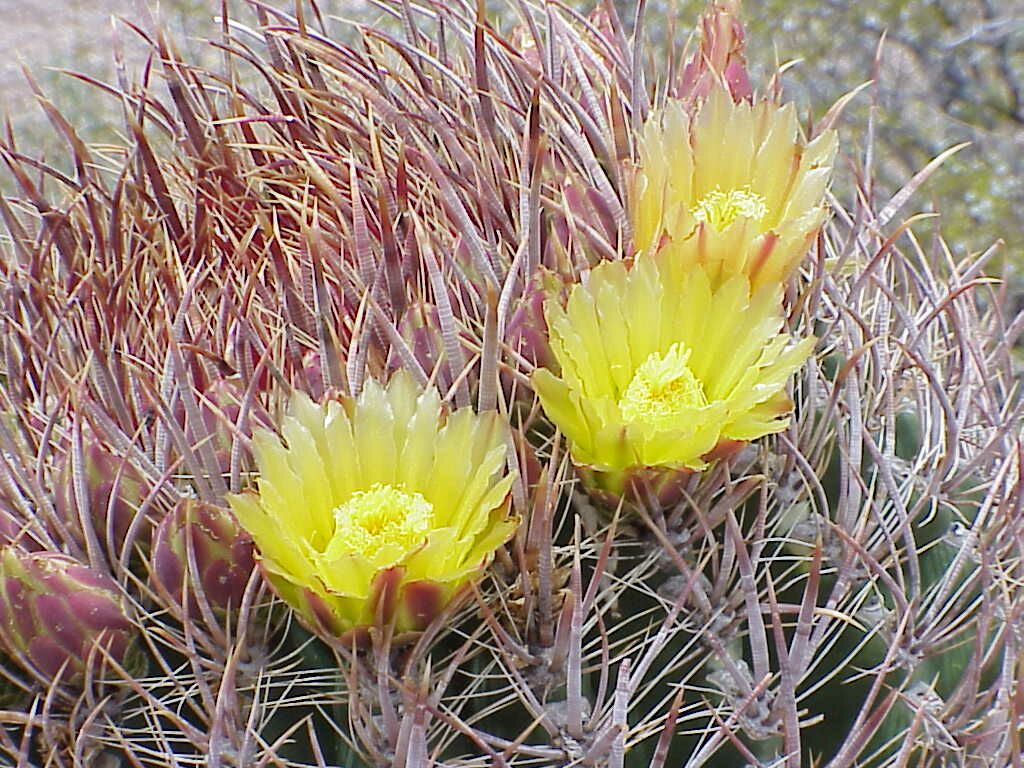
left=0, top=0, right=1019, bottom=766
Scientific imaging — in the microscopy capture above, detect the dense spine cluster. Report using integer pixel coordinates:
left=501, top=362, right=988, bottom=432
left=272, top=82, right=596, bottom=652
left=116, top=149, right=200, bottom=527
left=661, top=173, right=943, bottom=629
left=0, top=1, right=1019, bottom=766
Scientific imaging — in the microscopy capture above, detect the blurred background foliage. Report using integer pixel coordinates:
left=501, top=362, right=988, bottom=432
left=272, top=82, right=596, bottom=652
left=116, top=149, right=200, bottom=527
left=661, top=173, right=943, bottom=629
left=0, top=0, right=208, bottom=146
left=4, top=0, right=1022, bottom=278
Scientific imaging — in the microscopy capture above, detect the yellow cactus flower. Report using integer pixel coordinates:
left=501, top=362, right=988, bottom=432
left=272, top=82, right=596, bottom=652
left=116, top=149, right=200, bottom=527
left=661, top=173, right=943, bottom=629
left=228, top=372, right=519, bottom=638
left=633, top=87, right=837, bottom=290
left=532, top=252, right=814, bottom=502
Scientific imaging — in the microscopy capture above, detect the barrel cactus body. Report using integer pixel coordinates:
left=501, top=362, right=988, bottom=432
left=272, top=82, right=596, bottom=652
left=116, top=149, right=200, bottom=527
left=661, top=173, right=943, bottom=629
left=0, top=1, right=1019, bottom=766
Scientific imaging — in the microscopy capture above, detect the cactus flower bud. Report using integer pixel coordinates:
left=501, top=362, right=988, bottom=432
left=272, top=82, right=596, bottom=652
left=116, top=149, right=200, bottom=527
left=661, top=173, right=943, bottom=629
left=0, top=548, right=132, bottom=685
left=55, top=434, right=147, bottom=551
left=675, top=0, right=753, bottom=105
left=398, top=301, right=446, bottom=389
left=506, top=269, right=571, bottom=372
left=151, top=499, right=255, bottom=613
left=190, top=377, right=272, bottom=477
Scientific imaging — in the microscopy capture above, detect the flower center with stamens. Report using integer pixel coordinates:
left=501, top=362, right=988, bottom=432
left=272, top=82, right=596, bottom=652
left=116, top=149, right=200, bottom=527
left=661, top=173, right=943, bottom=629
left=619, top=344, right=708, bottom=427
left=325, top=484, right=433, bottom=560
left=691, top=186, right=768, bottom=232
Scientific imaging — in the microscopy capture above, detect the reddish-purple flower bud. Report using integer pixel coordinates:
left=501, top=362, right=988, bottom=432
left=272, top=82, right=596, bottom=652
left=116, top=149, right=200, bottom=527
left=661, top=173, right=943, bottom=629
left=506, top=268, right=573, bottom=377
left=398, top=301, right=453, bottom=391
left=674, top=0, right=753, bottom=106
left=54, top=435, right=147, bottom=553
left=188, top=377, right=272, bottom=478
left=151, top=499, right=255, bottom=614
left=0, top=548, right=132, bottom=686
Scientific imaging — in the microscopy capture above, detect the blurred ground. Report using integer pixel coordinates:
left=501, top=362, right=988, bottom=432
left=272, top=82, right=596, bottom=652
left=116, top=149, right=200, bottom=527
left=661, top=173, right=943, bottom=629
left=0, top=1, right=208, bottom=143
left=3, top=0, right=1023, bottom=280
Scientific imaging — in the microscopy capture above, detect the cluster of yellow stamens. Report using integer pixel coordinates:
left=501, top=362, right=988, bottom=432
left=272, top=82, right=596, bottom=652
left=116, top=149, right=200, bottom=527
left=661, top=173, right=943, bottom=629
left=322, top=484, right=433, bottom=564
left=619, top=344, right=708, bottom=428
left=690, top=186, right=768, bottom=232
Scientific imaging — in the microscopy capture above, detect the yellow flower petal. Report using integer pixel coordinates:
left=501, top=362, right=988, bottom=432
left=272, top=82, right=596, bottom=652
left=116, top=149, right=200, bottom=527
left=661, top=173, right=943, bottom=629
left=322, top=400, right=361, bottom=502
left=228, top=375, right=519, bottom=636
left=352, top=379, right=399, bottom=489
left=534, top=248, right=813, bottom=496
left=532, top=368, right=594, bottom=456
left=633, top=86, right=837, bottom=289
